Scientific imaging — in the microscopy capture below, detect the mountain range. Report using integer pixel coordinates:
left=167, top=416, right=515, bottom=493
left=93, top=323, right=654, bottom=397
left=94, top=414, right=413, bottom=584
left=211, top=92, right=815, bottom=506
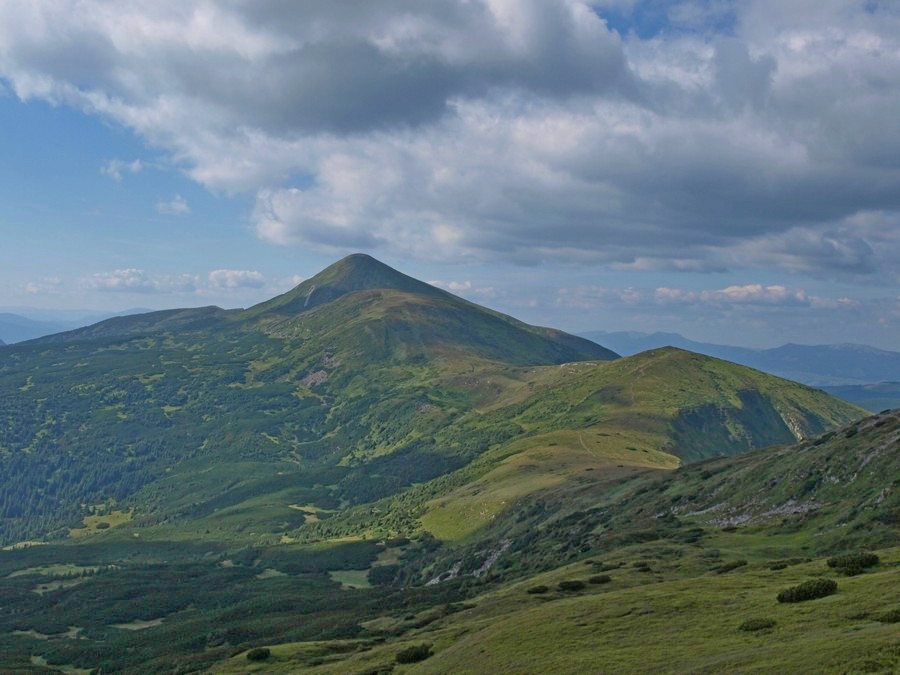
left=0, top=254, right=893, bottom=673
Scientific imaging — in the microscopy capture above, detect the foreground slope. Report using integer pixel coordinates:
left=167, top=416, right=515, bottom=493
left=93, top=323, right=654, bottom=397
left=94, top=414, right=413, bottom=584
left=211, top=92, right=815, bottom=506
left=213, top=411, right=899, bottom=674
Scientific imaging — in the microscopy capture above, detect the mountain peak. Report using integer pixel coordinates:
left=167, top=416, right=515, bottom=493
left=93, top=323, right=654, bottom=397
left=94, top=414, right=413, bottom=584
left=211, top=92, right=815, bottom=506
left=243, top=253, right=444, bottom=318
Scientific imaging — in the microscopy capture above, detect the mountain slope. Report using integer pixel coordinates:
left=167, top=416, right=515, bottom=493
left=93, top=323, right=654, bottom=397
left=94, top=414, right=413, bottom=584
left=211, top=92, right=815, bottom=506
left=29, top=306, right=237, bottom=344
left=0, top=255, right=615, bottom=546
left=214, top=412, right=899, bottom=674
left=243, top=253, right=617, bottom=365
left=294, top=347, right=864, bottom=543
left=582, top=330, right=900, bottom=386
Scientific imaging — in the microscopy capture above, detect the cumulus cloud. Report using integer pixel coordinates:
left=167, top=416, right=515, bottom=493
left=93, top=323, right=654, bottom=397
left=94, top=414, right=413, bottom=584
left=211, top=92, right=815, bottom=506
left=1, top=0, right=899, bottom=280
left=24, top=277, right=62, bottom=295
left=85, top=269, right=199, bottom=294
left=207, top=269, right=265, bottom=290
left=429, top=279, right=497, bottom=299
left=655, top=284, right=812, bottom=306
left=101, top=158, right=143, bottom=182
left=83, top=268, right=271, bottom=295
left=156, top=194, right=190, bottom=215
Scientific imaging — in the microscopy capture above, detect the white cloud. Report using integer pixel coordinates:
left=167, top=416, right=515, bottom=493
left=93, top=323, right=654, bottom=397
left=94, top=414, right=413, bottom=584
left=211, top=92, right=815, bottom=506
left=207, top=269, right=265, bottom=289
left=24, top=277, right=62, bottom=295
left=81, top=268, right=272, bottom=295
left=101, top=158, right=143, bottom=181
left=654, top=284, right=812, bottom=307
left=428, top=278, right=497, bottom=299
left=85, top=269, right=198, bottom=294
left=156, top=194, right=190, bottom=215
left=0, top=0, right=898, bottom=281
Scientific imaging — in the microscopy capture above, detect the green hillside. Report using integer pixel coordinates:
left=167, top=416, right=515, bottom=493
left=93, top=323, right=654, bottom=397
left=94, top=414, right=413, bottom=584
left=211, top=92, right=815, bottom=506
left=0, top=254, right=880, bottom=673
left=215, top=411, right=900, bottom=674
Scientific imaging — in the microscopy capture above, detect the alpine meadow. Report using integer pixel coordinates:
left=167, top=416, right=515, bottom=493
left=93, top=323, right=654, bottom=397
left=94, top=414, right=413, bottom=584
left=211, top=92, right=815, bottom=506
left=1, top=1, right=899, bottom=673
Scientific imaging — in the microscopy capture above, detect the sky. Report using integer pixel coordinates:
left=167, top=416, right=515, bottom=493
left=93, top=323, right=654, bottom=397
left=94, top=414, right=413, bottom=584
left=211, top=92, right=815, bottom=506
left=0, top=0, right=898, bottom=349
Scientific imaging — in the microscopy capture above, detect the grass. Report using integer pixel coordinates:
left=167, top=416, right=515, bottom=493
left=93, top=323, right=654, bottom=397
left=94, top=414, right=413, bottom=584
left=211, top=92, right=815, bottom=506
left=328, top=569, right=371, bottom=589
left=420, top=429, right=675, bottom=541
left=70, top=510, right=133, bottom=538
left=223, top=546, right=899, bottom=674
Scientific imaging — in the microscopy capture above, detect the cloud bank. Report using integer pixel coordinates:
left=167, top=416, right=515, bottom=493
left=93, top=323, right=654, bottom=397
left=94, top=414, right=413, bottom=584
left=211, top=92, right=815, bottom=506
left=1, top=0, right=899, bottom=280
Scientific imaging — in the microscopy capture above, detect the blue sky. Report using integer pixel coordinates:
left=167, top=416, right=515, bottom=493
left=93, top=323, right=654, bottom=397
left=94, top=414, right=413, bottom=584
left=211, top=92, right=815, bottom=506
left=0, top=0, right=898, bottom=349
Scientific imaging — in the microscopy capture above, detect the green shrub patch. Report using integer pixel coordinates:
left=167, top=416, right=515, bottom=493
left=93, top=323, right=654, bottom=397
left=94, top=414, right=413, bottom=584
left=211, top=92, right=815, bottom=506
left=527, top=585, right=550, bottom=595
left=558, top=580, right=587, bottom=592
left=827, top=552, right=879, bottom=576
left=876, top=608, right=900, bottom=624
left=246, top=647, right=271, bottom=662
left=396, top=643, right=433, bottom=664
left=777, top=578, right=837, bottom=603
left=739, top=618, right=776, bottom=632
left=588, top=575, right=611, bottom=585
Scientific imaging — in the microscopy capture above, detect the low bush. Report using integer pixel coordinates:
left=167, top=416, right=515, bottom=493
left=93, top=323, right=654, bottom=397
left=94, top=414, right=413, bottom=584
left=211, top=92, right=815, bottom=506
left=876, top=608, right=900, bottom=624
left=769, top=557, right=810, bottom=571
left=588, top=574, right=611, bottom=585
left=526, top=584, right=549, bottom=595
left=246, top=647, right=271, bottom=662
left=395, top=643, right=432, bottom=664
left=777, top=578, right=837, bottom=603
left=558, top=580, right=586, bottom=592
left=827, top=552, right=879, bottom=576
left=715, top=560, right=747, bottom=574
left=739, top=618, right=776, bottom=632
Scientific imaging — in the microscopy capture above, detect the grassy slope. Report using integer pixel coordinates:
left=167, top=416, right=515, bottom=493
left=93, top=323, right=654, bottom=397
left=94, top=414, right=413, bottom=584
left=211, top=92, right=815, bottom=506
left=414, top=348, right=863, bottom=541
left=212, top=412, right=900, bottom=674
left=228, top=549, right=896, bottom=674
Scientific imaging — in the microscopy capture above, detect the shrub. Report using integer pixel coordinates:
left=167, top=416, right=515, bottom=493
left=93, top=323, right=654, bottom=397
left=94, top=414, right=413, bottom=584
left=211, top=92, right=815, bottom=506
left=827, top=552, right=879, bottom=576
left=777, top=578, right=837, bottom=603
left=246, top=647, right=271, bottom=662
left=876, top=608, right=900, bottom=624
left=368, top=564, right=400, bottom=586
left=769, top=557, right=810, bottom=571
left=395, top=643, right=432, bottom=664
left=558, top=580, right=586, bottom=592
left=526, top=585, right=549, bottom=595
left=589, top=574, right=611, bottom=585
left=739, top=618, right=776, bottom=632
left=715, top=560, right=747, bottom=574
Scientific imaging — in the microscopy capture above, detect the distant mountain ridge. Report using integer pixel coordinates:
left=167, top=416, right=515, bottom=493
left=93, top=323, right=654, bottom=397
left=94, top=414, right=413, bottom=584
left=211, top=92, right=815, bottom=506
left=581, top=330, right=900, bottom=387
left=0, top=309, right=151, bottom=344
left=0, top=313, right=70, bottom=344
